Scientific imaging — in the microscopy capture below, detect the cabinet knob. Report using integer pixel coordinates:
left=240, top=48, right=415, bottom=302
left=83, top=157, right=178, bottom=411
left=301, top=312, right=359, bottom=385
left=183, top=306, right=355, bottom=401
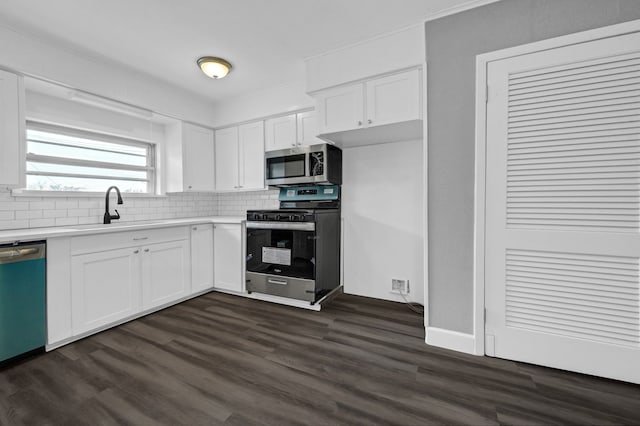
left=368, top=119, right=372, bottom=124
left=193, top=226, right=198, bottom=230
left=133, top=250, right=139, bottom=254
left=188, top=185, right=192, bottom=189
left=144, top=249, right=150, bottom=253
left=357, top=120, right=362, bottom=126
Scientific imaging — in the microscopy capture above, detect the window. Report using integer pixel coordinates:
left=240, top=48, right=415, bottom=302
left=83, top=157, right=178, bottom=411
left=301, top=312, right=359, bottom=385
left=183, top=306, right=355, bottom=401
left=26, top=122, right=155, bottom=193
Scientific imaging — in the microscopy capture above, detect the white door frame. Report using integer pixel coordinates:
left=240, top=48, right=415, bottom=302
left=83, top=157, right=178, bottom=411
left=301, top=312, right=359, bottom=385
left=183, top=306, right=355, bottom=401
left=472, top=19, right=640, bottom=356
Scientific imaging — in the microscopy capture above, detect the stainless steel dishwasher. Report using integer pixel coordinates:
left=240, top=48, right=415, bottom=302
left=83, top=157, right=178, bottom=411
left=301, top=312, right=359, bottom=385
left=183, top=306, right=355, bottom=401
left=0, top=241, right=46, bottom=364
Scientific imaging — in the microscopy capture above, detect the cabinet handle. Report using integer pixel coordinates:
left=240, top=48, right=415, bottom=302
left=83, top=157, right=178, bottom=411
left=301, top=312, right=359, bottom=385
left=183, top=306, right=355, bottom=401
left=193, top=226, right=198, bottom=230
left=368, top=119, right=372, bottom=124
left=133, top=250, right=139, bottom=254
left=357, top=120, right=362, bottom=126
left=133, top=237, right=148, bottom=241
left=188, top=185, right=193, bottom=189
left=144, top=249, right=150, bottom=253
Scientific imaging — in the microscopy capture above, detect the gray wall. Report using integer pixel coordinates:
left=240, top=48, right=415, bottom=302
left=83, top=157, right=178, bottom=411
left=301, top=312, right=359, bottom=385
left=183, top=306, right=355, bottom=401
left=426, top=0, right=640, bottom=334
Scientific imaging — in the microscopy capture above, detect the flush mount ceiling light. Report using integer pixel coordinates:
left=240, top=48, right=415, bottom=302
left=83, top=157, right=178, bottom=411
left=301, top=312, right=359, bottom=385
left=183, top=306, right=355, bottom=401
left=197, top=56, right=232, bottom=79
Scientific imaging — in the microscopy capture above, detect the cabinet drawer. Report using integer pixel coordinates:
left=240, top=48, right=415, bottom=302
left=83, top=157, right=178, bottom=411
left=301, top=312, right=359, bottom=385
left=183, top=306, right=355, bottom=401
left=70, top=226, right=189, bottom=255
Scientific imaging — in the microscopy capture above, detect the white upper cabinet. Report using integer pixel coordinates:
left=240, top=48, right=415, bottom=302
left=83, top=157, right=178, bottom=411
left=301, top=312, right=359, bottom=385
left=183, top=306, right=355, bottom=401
left=165, top=121, right=215, bottom=193
left=239, top=121, right=265, bottom=190
left=182, top=123, right=215, bottom=191
left=215, top=121, right=265, bottom=191
left=0, top=70, right=25, bottom=188
left=316, top=84, right=364, bottom=134
left=313, top=68, right=423, bottom=147
left=296, top=110, right=323, bottom=147
left=214, top=126, right=240, bottom=191
left=265, top=110, right=323, bottom=152
left=265, top=114, right=296, bottom=151
left=365, top=70, right=421, bottom=127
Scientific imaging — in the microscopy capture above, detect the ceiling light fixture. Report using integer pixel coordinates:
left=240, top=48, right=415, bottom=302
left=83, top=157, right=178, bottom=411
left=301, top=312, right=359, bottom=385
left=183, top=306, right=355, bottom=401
left=197, top=56, right=232, bottom=79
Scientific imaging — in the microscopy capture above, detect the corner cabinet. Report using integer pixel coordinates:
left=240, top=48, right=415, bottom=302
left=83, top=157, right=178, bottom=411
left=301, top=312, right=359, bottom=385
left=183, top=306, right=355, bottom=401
left=264, top=111, right=322, bottom=151
left=213, top=223, right=244, bottom=293
left=313, top=68, right=422, bottom=146
left=0, top=69, right=26, bottom=188
left=215, top=121, right=265, bottom=191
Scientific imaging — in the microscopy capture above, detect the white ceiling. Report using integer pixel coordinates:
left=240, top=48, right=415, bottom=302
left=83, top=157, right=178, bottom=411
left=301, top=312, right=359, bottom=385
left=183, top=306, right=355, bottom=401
left=0, top=0, right=474, bottom=104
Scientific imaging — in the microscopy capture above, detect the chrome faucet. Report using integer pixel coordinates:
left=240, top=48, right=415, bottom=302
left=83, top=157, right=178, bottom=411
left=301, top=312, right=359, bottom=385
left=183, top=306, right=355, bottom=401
left=104, top=186, right=123, bottom=224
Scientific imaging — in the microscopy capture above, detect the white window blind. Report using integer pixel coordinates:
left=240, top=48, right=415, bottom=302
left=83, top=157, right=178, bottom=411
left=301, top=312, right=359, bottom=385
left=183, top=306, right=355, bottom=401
left=25, top=122, right=155, bottom=193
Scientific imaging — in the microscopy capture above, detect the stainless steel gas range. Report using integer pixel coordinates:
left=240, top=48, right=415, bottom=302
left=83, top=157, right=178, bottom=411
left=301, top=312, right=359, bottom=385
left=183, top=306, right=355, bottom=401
left=245, top=185, right=340, bottom=304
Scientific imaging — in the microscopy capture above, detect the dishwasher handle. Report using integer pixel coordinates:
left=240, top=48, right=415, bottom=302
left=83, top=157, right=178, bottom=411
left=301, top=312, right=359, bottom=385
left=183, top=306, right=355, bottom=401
left=0, top=243, right=46, bottom=264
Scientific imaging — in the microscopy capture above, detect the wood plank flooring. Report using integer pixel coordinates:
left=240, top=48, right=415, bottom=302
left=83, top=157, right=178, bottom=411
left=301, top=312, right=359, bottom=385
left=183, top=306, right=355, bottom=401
left=1, top=292, right=640, bottom=425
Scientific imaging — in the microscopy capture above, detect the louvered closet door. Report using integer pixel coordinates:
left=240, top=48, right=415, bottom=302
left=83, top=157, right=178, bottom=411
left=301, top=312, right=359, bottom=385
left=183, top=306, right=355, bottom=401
left=485, top=31, right=640, bottom=384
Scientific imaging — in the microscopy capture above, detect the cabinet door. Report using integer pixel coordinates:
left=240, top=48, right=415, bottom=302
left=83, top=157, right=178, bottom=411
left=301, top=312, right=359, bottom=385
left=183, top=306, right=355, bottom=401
left=265, top=114, right=296, bottom=151
left=365, top=69, right=421, bottom=128
left=213, top=223, right=243, bottom=292
left=71, top=247, right=141, bottom=334
left=239, top=121, right=265, bottom=190
left=215, top=127, right=239, bottom=191
left=0, top=70, right=25, bottom=187
left=183, top=123, right=215, bottom=191
left=296, top=111, right=322, bottom=147
left=316, top=83, right=364, bottom=134
left=191, top=224, right=214, bottom=293
left=141, top=239, right=190, bottom=310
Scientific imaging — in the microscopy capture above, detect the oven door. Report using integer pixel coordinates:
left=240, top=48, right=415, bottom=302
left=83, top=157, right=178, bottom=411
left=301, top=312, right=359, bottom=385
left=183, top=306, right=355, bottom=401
left=246, top=222, right=316, bottom=280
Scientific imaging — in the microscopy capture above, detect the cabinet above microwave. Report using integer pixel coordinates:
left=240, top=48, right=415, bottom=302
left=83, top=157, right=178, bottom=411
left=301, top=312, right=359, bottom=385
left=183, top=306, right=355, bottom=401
left=311, top=68, right=423, bottom=148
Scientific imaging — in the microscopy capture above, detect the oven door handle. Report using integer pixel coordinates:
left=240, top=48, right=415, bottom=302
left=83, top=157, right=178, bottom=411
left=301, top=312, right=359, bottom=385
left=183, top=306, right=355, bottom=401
left=267, top=278, right=288, bottom=286
left=246, top=222, right=315, bottom=231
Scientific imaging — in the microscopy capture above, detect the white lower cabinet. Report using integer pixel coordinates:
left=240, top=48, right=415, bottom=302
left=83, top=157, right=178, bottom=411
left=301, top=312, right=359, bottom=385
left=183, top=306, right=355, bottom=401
left=141, top=239, right=190, bottom=310
left=190, top=224, right=214, bottom=293
left=71, top=247, right=141, bottom=335
left=69, top=227, right=190, bottom=336
left=213, top=223, right=244, bottom=292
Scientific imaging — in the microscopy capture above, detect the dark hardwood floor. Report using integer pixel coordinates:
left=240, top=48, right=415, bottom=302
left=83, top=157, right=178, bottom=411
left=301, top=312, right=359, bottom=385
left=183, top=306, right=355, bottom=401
left=1, top=292, right=639, bottom=425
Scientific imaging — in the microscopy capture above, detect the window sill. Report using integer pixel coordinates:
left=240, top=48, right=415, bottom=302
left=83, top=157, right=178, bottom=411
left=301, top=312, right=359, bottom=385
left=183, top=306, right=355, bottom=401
left=10, top=189, right=169, bottom=199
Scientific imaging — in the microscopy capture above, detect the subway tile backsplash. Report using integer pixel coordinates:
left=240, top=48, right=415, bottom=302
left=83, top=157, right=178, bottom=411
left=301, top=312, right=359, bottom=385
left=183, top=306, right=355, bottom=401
left=0, top=189, right=279, bottom=231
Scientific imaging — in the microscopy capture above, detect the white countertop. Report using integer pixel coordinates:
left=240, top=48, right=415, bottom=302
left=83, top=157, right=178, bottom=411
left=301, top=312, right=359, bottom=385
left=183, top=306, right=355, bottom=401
left=0, top=216, right=245, bottom=244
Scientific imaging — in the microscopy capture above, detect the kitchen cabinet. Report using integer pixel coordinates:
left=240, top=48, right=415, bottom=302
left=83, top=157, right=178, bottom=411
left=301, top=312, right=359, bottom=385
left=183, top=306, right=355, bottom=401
left=69, top=226, right=190, bottom=335
left=182, top=123, right=215, bottom=191
left=215, top=121, right=265, bottom=191
left=314, top=68, right=422, bottom=146
left=71, top=246, right=141, bottom=334
left=165, top=121, right=215, bottom=192
left=265, top=111, right=322, bottom=151
left=296, top=110, right=323, bottom=147
left=265, top=114, right=296, bottom=151
left=0, top=69, right=25, bottom=188
left=190, top=224, right=214, bottom=293
left=213, top=223, right=244, bottom=293
left=141, top=239, right=190, bottom=310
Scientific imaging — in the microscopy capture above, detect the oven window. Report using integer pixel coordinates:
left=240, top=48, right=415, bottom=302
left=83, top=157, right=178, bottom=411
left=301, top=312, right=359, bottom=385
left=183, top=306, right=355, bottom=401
left=246, top=228, right=315, bottom=279
left=266, top=154, right=306, bottom=179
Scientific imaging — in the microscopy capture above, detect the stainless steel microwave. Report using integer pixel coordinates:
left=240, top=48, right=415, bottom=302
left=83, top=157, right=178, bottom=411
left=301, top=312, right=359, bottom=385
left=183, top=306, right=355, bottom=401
left=265, top=143, right=342, bottom=187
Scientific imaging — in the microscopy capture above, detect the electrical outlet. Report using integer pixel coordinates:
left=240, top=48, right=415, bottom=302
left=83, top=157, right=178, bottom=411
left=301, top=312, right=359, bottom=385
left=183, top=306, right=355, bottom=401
left=391, top=279, right=409, bottom=294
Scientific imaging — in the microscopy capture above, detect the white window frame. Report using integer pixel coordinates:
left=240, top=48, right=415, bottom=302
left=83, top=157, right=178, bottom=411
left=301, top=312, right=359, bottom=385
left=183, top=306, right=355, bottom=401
left=25, top=121, right=156, bottom=194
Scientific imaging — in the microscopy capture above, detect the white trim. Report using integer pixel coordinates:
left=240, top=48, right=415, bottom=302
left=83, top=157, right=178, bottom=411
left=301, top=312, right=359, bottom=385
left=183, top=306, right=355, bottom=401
left=426, top=327, right=476, bottom=354
left=473, top=19, right=640, bottom=358
left=422, top=56, right=429, bottom=329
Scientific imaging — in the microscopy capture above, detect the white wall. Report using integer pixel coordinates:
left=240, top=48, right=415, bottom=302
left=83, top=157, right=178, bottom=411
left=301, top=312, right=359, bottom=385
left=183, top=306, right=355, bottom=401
left=342, top=139, right=424, bottom=304
left=209, top=79, right=313, bottom=128
left=0, top=24, right=216, bottom=126
left=305, top=24, right=425, bottom=92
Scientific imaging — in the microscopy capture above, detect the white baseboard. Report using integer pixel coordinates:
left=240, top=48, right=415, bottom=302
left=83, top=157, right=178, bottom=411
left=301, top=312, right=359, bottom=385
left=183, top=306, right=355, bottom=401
left=426, top=326, right=478, bottom=355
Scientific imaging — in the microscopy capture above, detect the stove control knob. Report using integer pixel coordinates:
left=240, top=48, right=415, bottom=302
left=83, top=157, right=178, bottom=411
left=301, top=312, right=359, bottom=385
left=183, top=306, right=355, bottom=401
left=260, top=214, right=268, bottom=221
left=275, top=214, right=282, bottom=221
